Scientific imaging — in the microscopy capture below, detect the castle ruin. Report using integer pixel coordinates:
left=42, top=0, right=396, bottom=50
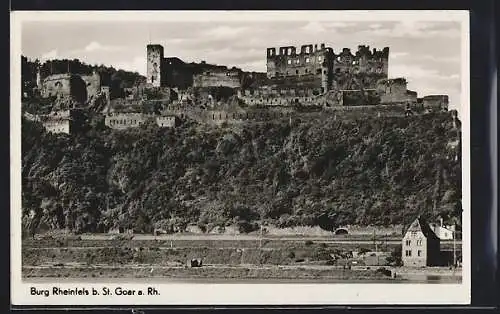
left=25, top=41, right=450, bottom=133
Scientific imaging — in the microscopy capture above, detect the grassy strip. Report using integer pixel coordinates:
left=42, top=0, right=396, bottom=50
left=22, top=265, right=395, bottom=281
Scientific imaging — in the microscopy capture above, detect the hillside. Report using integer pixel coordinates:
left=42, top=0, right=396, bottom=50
left=21, top=112, right=462, bottom=235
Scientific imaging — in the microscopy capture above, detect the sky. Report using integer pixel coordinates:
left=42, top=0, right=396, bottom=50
left=21, top=18, right=463, bottom=110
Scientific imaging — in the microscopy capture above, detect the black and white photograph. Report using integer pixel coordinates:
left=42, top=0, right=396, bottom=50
left=11, top=11, right=470, bottom=305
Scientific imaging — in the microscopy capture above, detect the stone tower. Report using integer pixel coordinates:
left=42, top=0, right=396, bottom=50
left=147, top=44, right=164, bottom=87
left=36, top=66, right=42, bottom=90
left=319, top=44, right=330, bottom=93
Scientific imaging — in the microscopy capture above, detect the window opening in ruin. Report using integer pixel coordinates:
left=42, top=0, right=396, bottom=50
left=305, top=57, right=310, bottom=63
left=295, top=59, right=300, bottom=64
left=318, top=56, right=322, bottom=62
left=287, top=60, right=292, bottom=65
left=296, top=70, right=299, bottom=75
left=337, top=56, right=340, bottom=61
left=316, top=69, right=322, bottom=74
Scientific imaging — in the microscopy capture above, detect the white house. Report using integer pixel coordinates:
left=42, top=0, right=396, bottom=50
left=430, top=218, right=455, bottom=240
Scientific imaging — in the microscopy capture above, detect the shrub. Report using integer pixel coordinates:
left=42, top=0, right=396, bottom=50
left=386, top=245, right=403, bottom=266
left=237, top=220, right=259, bottom=234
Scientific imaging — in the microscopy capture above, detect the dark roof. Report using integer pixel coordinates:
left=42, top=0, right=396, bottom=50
left=163, top=57, right=185, bottom=66
left=405, top=217, right=440, bottom=241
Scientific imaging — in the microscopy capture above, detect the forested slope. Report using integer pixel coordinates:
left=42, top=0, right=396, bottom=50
left=21, top=112, right=462, bottom=235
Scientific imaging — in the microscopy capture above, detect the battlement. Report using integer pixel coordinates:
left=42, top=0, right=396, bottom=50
left=147, top=44, right=165, bottom=52
left=355, top=45, right=390, bottom=59
left=267, top=43, right=327, bottom=58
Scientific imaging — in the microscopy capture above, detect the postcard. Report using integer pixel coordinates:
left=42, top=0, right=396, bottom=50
left=11, top=10, right=470, bottom=306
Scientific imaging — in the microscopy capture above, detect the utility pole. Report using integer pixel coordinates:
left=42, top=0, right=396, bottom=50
left=453, top=223, right=457, bottom=268
left=259, top=210, right=264, bottom=250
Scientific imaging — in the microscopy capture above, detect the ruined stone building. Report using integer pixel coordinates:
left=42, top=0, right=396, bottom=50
left=147, top=44, right=244, bottom=90
left=246, top=43, right=419, bottom=107
left=38, top=69, right=107, bottom=106
left=23, top=109, right=87, bottom=134
left=120, top=43, right=451, bottom=120
left=266, top=44, right=389, bottom=94
left=144, top=42, right=443, bottom=110
left=266, top=43, right=332, bottom=94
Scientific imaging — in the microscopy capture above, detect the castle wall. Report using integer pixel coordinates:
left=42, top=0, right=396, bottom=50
left=423, top=95, right=449, bottom=111
left=193, top=70, right=241, bottom=89
left=156, top=115, right=177, bottom=128
left=406, top=90, right=418, bottom=104
left=341, top=89, right=380, bottom=106
left=105, top=112, right=145, bottom=130
left=34, top=110, right=75, bottom=134
left=239, top=86, right=329, bottom=106
left=105, top=112, right=177, bottom=130
left=41, top=74, right=72, bottom=98
left=376, top=78, right=410, bottom=104
left=43, top=119, right=71, bottom=134
left=239, top=93, right=326, bottom=107
left=165, top=106, right=292, bottom=126
left=81, top=72, right=101, bottom=100
left=147, top=45, right=164, bottom=87
left=41, top=73, right=96, bottom=104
